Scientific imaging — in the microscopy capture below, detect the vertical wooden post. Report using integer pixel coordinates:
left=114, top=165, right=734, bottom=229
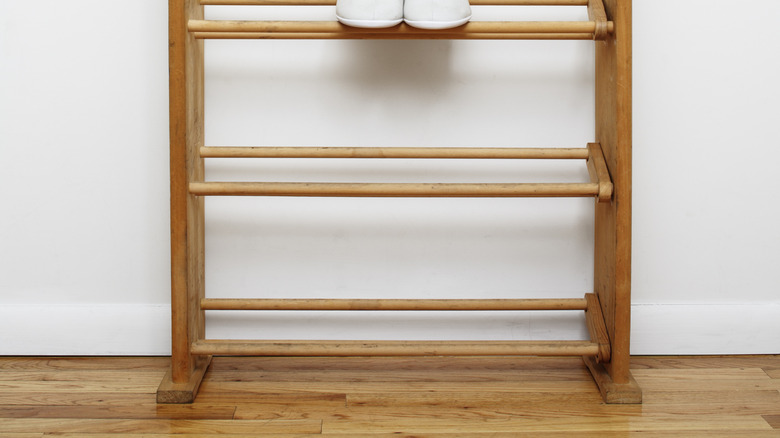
left=157, top=0, right=212, bottom=404
left=586, top=0, right=641, bottom=403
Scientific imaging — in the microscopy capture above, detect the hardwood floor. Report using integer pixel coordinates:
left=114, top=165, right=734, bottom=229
left=1, top=355, right=780, bottom=436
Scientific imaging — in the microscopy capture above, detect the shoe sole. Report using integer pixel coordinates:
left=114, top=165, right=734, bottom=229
left=336, top=15, right=403, bottom=29
left=404, top=15, right=471, bottom=30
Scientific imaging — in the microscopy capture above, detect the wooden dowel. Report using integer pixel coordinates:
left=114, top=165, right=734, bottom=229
left=200, top=147, right=590, bottom=160
left=193, top=32, right=598, bottom=40
left=587, top=0, right=609, bottom=40
left=189, top=182, right=600, bottom=197
left=188, top=20, right=613, bottom=37
left=201, top=298, right=589, bottom=311
left=200, top=0, right=589, bottom=5
left=191, top=340, right=600, bottom=356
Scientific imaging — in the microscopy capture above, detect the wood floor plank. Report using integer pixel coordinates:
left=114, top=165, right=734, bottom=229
left=321, top=415, right=774, bottom=434
left=632, top=367, right=780, bottom=392
left=287, top=391, right=780, bottom=422
left=0, top=392, right=154, bottom=406
left=0, top=357, right=168, bottom=372
left=347, top=391, right=603, bottom=407
left=0, top=381, right=158, bottom=393
left=0, top=371, right=166, bottom=383
left=193, top=391, right=346, bottom=405
left=236, top=402, right=644, bottom=421
left=0, top=404, right=235, bottom=420
left=0, top=434, right=43, bottom=438
left=632, top=356, right=780, bottom=370
left=632, top=368, right=774, bottom=379
left=634, top=378, right=780, bottom=392
left=0, top=418, right=321, bottom=434
left=2, top=356, right=780, bottom=436
left=36, top=434, right=780, bottom=438
left=642, top=389, right=780, bottom=405
left=44, top=435, right=324, bottom=438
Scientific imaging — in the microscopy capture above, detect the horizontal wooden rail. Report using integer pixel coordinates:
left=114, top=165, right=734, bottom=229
left=201, top=298, right=589, bottom=311
left=200, top=146, right=590, bottom=160
left=188, top=21, right=613, bottom=40
left=189, top=182, right=600, bottom=197
left=193, top=32, right=598, bottom=40
left=201, top=0, right=589, bottom=5
left=191, top=340, right=600, bottom=356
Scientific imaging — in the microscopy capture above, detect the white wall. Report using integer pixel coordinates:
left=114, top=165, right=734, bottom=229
left=1, top=0, right=778, bottom=355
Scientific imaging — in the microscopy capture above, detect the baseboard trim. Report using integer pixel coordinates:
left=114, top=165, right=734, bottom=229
left=631, top=303, right=780, bottom=355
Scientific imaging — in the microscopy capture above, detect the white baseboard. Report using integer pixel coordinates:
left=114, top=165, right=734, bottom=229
left=1, top=303, right=778, bottom=355
left=631, top=303, right=780, bottom=355
left=0, top=304, right=172, bottom=356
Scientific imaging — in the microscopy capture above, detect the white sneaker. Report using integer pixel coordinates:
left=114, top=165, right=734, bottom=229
left=404, top=0, right=472, bottom=30
left=336, top=0, right=404, bottom=28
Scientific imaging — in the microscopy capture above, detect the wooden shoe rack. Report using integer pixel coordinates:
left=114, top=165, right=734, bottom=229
left=158, top=0, right=640, bottom=404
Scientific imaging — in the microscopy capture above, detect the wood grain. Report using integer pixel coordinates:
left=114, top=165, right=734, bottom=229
left=0, top=418, right=321, bottom=434
left=200, top=146, right=590, bottom=160
left=188, top=181, right=602, bottom=198
left=187, top=20, right=614, bottom=40
left=200, top=0, right=590, bottom=5
left=593, top=0, right=634, bottom=394
left=168, top=0, right=634, bottom=406
left=3, top=357, right=780, bottom=435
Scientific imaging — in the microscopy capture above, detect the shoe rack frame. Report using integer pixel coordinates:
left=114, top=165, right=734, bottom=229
left=158, top=0, right=640, bottom=404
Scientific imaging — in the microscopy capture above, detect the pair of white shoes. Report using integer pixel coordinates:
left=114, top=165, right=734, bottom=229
left=336, top=0, right=471, bottom=30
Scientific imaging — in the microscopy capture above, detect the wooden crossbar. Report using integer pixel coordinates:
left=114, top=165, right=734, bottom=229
left=200, top=146, right=590, bottom=159
left=200, top=298, right=589, bottom=311
left=193, top=0, right=610, bottom=40
left=192, top=32, right=598, bottom=40
left=189, top=20, right=612, bottom=35
left=191, top=340, right=601, bottom=356
left=200, top=0, right=589, bottom=5
left=189, top=182, right=601, bottom=197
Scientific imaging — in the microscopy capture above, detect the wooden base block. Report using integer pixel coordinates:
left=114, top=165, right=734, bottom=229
left=583, top=355, right=642, bottom=404
left=156, top=355, right=212, bottom=404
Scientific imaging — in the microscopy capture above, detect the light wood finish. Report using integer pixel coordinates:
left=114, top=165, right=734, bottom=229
left=200, top=297, right=589, bottom=311
left=593, top=0, right=633, bottom=390
left=168, top=0, right=207, bottom=388
left=586, top=142, right=613, bottom=202
left=163, top=0, right=636, bottom=404
left=6, top=356, right=780, bottom=435
left=587, top=0, right=609, bottom=39
left=584, top=355, right=642, bottom=403
left=201, top=0, right=590, bottom=5
left=189, top=181, right=602, bottom=197
left=190, top=340, right=601, bottom=356
left=157, top=356, right=212, bottom=404
left=200, top=146, right=590, bottom=160
left=193, top=31, right=600, bottom=40
left=189, top=20, right=614, bottom=40
left=584, top=293, right=610, bottom=362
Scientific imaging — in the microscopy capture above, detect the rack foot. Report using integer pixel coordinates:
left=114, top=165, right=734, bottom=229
left=583, top=356, right=642, bottom=404
left=156, top=355, right=212, bottom=404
